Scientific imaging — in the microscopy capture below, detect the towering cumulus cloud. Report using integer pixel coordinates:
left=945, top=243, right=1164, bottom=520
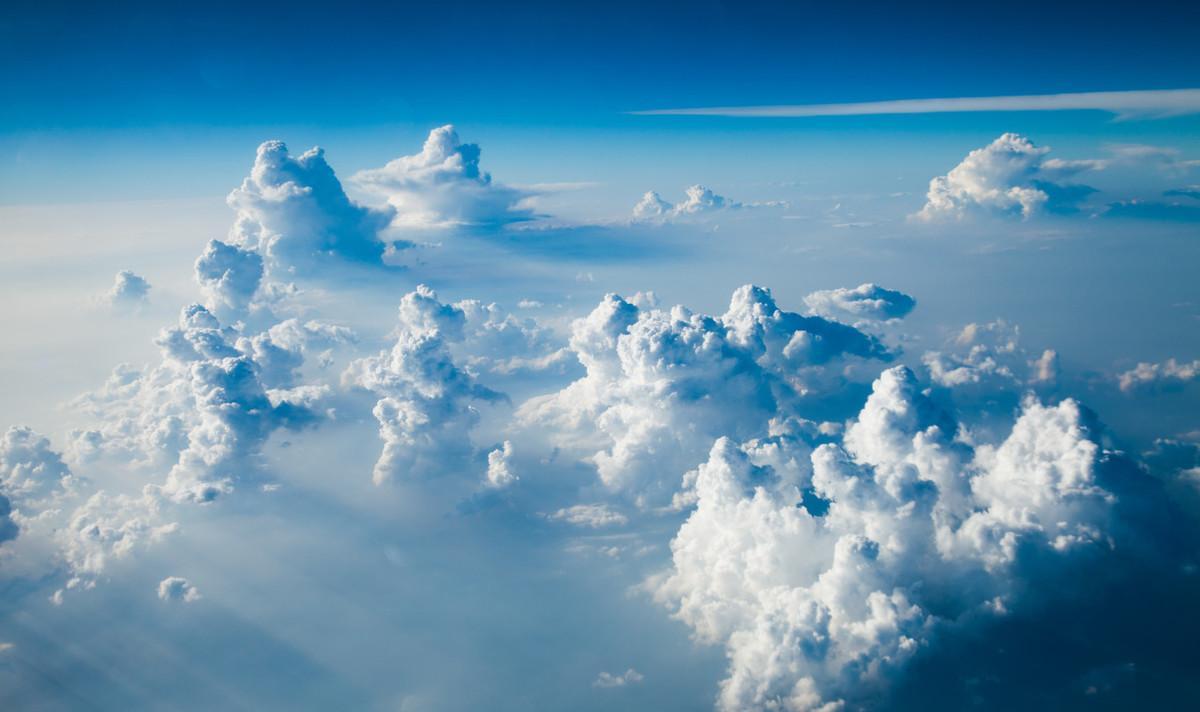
left=521, top=285, right=890, bottom=506
left=345, top=285, right=504, bottom=485
left=354, top=125, right=533, bottom=228
left=654, top=365, right=1199, bottom=710
left=227, top=140, right=395, bottom=268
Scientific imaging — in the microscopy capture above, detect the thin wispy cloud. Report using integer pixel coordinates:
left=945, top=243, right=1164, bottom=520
left=632, top=88, right=1200, bottom=120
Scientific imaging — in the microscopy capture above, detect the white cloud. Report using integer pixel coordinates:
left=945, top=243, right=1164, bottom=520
left=157, top=576, right=202, bottom=603
left=632, top=88, right=1200, bottom=120
left=344, top=285, right=504, bottom=485
left=923, top=320, right=1056, bottom=392
left=194, top=239, right=264, bottom=318
left=1, top=426, right=75, bottom=501
left=353, top=125, right=533, bottom=228
left=653, top=365, right=1124, bottom=710
left=593, top=668, right=644, bottom=688
left=548, top=503, right=628, bottom=528
left=803, top=283, right=916, bottom=322
left=521, top=285, right=889, bottom=506
left=1118, top=357, right=1200, bottom=392
left=632, top=185, right=750, bottom=221
left=105, top=270, right=150, bottom=306
left=484, top=441, right=517, bottom=489
left=227, top=140, right=395, bottom=268
left=915, top=133, right=1055, bottom=220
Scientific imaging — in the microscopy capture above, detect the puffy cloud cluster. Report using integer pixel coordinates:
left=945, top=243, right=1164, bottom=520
left=923, top=320, right=1057, bottom=392
left=344, top=286, right=504, bottom=485
left=633, top=185, right=742, bottom=221
left=105, top=270, right=151, bottom=306
left=354, top=125, right=533, bottom=228
left=653, top=365, right=1156, bottom=710
left=1, top=426, right=75, bottom=501
left=915, top=133, right=1096, bottom=221
left=157, top=576, right=201, bottom=602
left=453, top=299, right=573, bottom=377
left=1118, top=357, right=1200, bottom=392
left=194, top=239, right=264, bottom=318
left=74, top=303, right=327, bottom=502
left=521, top=285, right=890, bottom=506
left=803, top=283, right=916, bottom=323
left=227, top=140, right=395, bottom=268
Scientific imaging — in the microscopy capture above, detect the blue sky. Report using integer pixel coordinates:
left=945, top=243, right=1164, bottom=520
left=2, top=2, right=1200, bottom=710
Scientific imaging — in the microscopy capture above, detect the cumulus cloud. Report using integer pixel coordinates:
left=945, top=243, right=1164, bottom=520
left=227, top=140, right=396, bottom=268
left=353, top=125, right=533, bottom=228
left=803, top=283, right=916, bottom=322
left=344, top=285, right=504, bottom=485
left=1, top=426, right=75, bottom=501
left=157, top=576, right=202, bottom=602
left=652, top=365, right=1182, bottom=710
left=914, top=133, right=1098, bottom=220
left=73, top=303, right=326, bottom=502
left=484, top=441, right=517, bottom=489
left=632, top=185, right=756, bottom=221
left=923, top=320, right=1057, bottom=396
left=1118, top=357, right=1200, bottom=392
left=194, top=239, right=264, bottom=318
left=521, top=285, right=889, bottom=506
left=593, top=668, right=644, bottom=688
left=548, top=503, right=628, bottom=528
left=105, top=270, right=150, bottom=306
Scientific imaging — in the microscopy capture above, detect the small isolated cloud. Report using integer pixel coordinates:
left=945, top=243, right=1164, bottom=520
left=484, top=441, right=517, bottom=489
left=105, top=270, right=151, bottom=306
left=157, top=576, right=201, bottom=603
left=1119, top=358, right=1200, bottom=393
left=353, top=125, right=533, bottom=228
left=593, top=668, right=644, bottom=688
left=549, top=504, right=628, bottom=528
left=803, top=283, right=916, bottom=322
left=633, top=185, right=752, bottom=221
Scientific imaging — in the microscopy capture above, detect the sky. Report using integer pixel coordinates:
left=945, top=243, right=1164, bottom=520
left=2, top=1, right=1200, bottom=710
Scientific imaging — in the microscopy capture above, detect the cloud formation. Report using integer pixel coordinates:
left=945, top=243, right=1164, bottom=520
left=521, top=285, right=890, bottom=506
left=354, top=125, right=533, bottom=228
left=227, top=140, right=395, bottom=268
left=803, top=283, right=916, bottom=322
left=653, top=365, right=1188, bottom=710
left=345, top=285, right=504, bottom=485
left=632, top=185, right=748, bottom=221
left=105, top=270, right=151, bottom=306
left=157, top=576, right=202, bottom=602
left=1119, top=357, right=1200, bottom=392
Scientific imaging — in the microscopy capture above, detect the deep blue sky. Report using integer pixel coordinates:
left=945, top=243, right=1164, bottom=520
left=4, top=0, right=1199, bottom=131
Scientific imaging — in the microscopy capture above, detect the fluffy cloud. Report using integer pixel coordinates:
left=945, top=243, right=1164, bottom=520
left=652, top=365, right=1172, bottom=710
left=157, top=576, right=202, bottom=602
left=803, top=283, right=916, bottom=322
left=633, top=185, right=747, bottom=221
left=484, top=440, right=517, bottom=489
left=194, top=239, right=264, bottom=318
left=1, top=426, right=75, bottom=501
left=923, top=320, right=1057, bottom=391
left=353, top=125, right=533, bottom=228
left=227, top=140, right=396, bottom=268
left=1118, top=357, right=1200, bottom=392
left=521, top=285, right=889, bottom=506
left=74, top=303, right=325, bottom=502
left=344, top=285, right=504, bottom=485
left=914, top=133, right=1096, bottom=221
left=105, top=270, right=150, bottom=306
